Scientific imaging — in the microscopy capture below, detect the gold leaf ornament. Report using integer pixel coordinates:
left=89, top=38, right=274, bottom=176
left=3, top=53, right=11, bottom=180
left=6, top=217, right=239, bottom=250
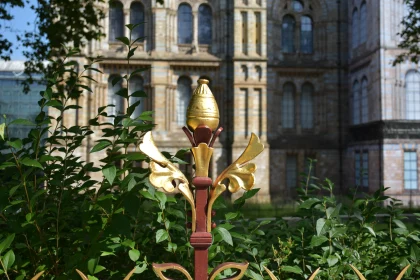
left=207, top=133, right=264, bottom=231
left=152, top=263, right=193, bottom=280
left=140, top=132, right=196, bottom=232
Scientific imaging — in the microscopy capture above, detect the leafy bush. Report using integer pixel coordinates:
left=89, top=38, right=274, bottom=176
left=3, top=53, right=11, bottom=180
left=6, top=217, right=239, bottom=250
left=0, top=25, right=419, bottom=280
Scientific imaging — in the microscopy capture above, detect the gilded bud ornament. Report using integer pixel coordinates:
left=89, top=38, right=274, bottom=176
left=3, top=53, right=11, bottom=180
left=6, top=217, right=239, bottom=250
left=186, top=79, right=219, bottom=131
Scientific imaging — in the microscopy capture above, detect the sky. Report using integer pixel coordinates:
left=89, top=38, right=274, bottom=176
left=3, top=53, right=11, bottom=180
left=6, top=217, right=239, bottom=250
left=1, top=0, right=38, bottom=60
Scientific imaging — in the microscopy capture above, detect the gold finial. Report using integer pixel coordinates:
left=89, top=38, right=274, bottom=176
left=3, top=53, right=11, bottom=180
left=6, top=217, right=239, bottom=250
left=186, top=79, right=220, bottom=131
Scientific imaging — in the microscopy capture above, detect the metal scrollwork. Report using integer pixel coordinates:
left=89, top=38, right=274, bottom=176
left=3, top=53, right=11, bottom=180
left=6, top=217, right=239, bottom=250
left=207, top=133, right=264, bottom=232
left=139, top=131, right=197, bottom=232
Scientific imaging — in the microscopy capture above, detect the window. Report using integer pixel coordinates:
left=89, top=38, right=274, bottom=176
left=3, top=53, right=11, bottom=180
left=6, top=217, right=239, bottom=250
left=352, top=80, right=360, bottom=125
left=362, top=151, right=369, bottom=187
left=361, top=77, right=368, bottom=123
left=255, top=12, right=262, bottom=55
left=406, top=71, right=420, bottom=119
left=301, top=16, right=313, bottom=53
left=352, top=8, right=359, bottom=48
left=108, top=75, right=124, bottom=116
left=404, top=151, right=418, bottom=190
left=198, top=4, right=212, bottom=44
left=292, top=0, right=304, bottom=12
left=282, top=82, right=295, bottom=128
left=286, top=155, right=297, bottom=188
left=109, top=1, right=124, bottom=42
left=360, top=2, right=367, bottom=43
left=355, top=151, right=369, bottom=188
left=129, top=76, right=144, bottom=119
left=242, top=12, right=248, bottom=54
left=178, top=4, right=193, bottom=44
left=301, top=83, right=314, bottom=129
left=130, top=2, right=145, bottom=41
left=282, top=15, right=296, bottom=53
left=176, top=76, right=192, bottom=126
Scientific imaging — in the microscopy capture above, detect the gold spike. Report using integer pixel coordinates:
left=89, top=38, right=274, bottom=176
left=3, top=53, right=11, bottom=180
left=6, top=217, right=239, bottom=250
left=191, top=143, right=213, bottom=177
left=208, top=262, right=249, bottom=280
left=263, top=266, right=278, bottom=280
left=152, top=263, right=193, bottom=280
left=123, top=267, right=137, bottom=280
left=75, top=269, right=89, bottom=280
left=349, top=264, right=367, bottom=280
left=186, top=79, right=219, bottom=131
left=394, top=264, right=410, bottom=280
left=31, top=271, right=45, bottom=280
left=308, top=267, right=321, bottom=280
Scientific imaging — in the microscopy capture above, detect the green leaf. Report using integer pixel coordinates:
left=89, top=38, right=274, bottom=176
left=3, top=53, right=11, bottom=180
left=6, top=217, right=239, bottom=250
left=131, top=90, right=147, bottom=97
left=244, top=188, right=260, bottom=199
left=100, top=251, right=116, bottom=257
left=9, top=119, right=34, bottom=126
left=0, top=162, right=16, bottom=170
left=310, top=235, right=329, bottom=247
left=155, top=191, right=167, bottom=209
left=225, top=212, right=238, bottom=220
left=20, top=158, right=43, bottom=169
left=3, top=250, right=15, bottom=270
left=0, top=234, right=15, bottom=254
left=327, top=255, right=339, bottom=267
left=139, top=190, right=156, bottom=200
left=90, top=140, right=112, bottom=153
left=129, top=249, right=140, bottom=262
left=7, top=139, right=22, bottom=150
left=394, top=219, right=407, bottom=229
left=214, top=227, right=233, bottom=246
left=102, top=165, right=117, bottom=185
left=116, top=36, right=130, bottom=46
left=87, top=258, right=99, bottom=275
left=0, top=123, right=5, bottom=140
left=281, top=265, right=303, bottom=274
left=410, top=244, right=420, bottom=261
left=112, top=75, right=123, bottom=86
left=364, top=225, right=376, bottom=237
left=299, top=198, right=321, bottom=209
left=156, top=229, right=169, bottom=243
left=316, top=218, right=326, bottom=236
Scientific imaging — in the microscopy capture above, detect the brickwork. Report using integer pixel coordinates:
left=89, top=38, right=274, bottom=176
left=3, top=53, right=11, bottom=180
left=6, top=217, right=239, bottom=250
left=3, top=0, right=419, bottom=204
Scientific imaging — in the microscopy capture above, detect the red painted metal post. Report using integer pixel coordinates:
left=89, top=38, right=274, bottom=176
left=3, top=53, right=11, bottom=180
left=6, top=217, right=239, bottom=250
left=190, top=177, right=213, bottom=280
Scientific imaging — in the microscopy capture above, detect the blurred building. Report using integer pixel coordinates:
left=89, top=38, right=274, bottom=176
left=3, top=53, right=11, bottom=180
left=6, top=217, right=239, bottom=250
left=59, top=0, right=420, bottom=205
left=0, top=61, right=44, bottom=139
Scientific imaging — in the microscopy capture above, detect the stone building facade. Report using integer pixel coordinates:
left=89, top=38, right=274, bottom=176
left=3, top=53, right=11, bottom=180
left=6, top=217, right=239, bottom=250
left=6, top=0, right=418, bottom=204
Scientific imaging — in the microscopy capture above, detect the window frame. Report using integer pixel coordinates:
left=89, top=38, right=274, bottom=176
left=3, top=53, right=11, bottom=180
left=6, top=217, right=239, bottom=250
left=176, top=76, right=192, bottom=126
left=404, top=151, right=418, bottom=190
left=282, top=82, right=296, bottom=129
left=405, top=70, right=420, bottom=120
left=130, top=1, right=145, bottom=42
left=198, top=4, right=212, bottom=45
left=177, top=3, right=193, bottom=45
left=109, top=1, right=124, bottom=42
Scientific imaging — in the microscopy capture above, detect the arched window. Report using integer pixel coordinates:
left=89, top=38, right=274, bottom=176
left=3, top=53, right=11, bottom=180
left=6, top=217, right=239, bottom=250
left=176, top=77, right=192, bottom=125
left=109, top=1, right=124, bottom=42
left=129, top=76, right=144, bottom=119
left=406, top=71, right=420, bottom=119
left=301, top=83, right=314, bottom=129
left=301, top=16, right=313, bottom=53
left=198, top=4, right=212, bottom=44
left=282, top=82, right=295, bottom=128
left=352, top=80, right=360, bottom=124
left=292, top=0, right=304, bottom=12
left=130, top=2, right=145, bottom=41
left=282, top=15, right=296, bottom=53
left=352, top=8, right=359, bottom=48
left=108, top=75, right=124, bottom=116
left=361, top=77, right=368, bottom=123
left=360, top=2, right=367, bottom=43
left=178, top=4, right=193, bottom=44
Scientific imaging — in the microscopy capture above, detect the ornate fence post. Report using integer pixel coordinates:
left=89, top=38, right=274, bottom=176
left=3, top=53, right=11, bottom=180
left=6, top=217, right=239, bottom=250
left=139, top=78, right=263, bottom=279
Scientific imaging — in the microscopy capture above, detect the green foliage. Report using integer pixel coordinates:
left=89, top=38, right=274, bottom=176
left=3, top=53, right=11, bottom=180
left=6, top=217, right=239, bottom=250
left=0, top=24, right=419, bottom=280
left=395, top=0, right=420, bottom=64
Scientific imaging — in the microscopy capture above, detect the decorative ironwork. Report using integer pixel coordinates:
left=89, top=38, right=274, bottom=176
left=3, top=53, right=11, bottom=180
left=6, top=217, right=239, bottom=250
left=31, top=78, right=413, bottom=279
